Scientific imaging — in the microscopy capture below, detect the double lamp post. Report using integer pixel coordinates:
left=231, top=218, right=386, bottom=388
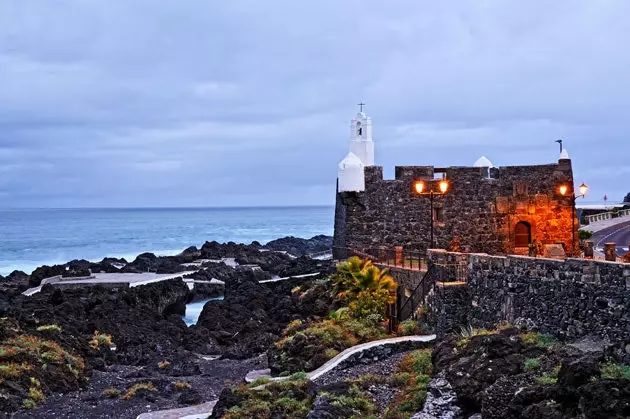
left=413, top=179, right=449, bottom=249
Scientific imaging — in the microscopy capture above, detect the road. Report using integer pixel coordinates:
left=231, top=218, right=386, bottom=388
left=592, top=219, right=630, bottom=256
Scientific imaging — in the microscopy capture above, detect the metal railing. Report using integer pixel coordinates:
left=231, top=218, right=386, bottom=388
left=396, top=265, right=437, bottom=324
left=333, top=246, right=427, bottom=271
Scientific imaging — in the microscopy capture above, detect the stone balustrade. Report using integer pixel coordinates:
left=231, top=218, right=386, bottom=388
left=585, top=208, right=630, bottom=224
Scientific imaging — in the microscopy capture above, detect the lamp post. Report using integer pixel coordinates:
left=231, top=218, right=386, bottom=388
left=559, top=182, right=588, bottom=255
left=413, top=179, right=450, bottom=249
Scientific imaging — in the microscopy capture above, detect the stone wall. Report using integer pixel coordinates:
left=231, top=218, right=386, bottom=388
left=428, top=249, right=630, bottom=360
left=333, top=159, right=576, bottom=257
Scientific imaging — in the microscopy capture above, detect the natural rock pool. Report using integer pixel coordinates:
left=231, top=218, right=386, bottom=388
left=182, top=297, right=224, bottom=326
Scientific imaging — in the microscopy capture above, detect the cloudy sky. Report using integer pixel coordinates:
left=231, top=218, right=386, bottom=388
left=0, top=1, right=628, bottom=208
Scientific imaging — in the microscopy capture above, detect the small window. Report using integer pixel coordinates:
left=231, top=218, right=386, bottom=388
left=514, top=221, right=531, bottom=247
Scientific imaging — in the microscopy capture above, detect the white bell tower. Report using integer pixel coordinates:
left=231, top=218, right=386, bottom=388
left=349, top=103, right=374, bottom=166
left=337, top=103, right=375, bottom=192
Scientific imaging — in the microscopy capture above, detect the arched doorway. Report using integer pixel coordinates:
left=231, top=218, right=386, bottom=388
left=514, top=221, right=532, bottom=247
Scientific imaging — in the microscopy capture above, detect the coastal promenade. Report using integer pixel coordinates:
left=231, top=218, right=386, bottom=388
left=22, top=271, right=198, bottom=296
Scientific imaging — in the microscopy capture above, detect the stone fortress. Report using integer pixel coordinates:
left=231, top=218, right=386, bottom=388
left=333, top=108, right=577, bottom=258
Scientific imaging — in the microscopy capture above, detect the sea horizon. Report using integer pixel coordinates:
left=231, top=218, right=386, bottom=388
left=0, top=206, right=334, bottom=276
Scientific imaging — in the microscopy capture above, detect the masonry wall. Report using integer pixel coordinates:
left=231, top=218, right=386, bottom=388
left=333, top=159, right=576, bottom=257
left=428, top=250, right=630, bottom=361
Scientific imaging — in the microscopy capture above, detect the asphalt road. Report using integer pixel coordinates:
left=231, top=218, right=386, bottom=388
left=592, top=219, right=630, bottom=256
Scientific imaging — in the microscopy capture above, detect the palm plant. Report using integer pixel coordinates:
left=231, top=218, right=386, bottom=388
left=332, top=256, right=373, bottom=296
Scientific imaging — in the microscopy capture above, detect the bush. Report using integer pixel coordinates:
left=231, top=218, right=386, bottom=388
left=536, top=364, right=561, bottom=385
left=36, top=324, right=62, bottom=333
left=89, top=331, right=113, bottom=350
left=521, top=332, right=556, bottom=348
left=103, top=388, right=121, bottom=398
left=385, top=349, right=433, bottom=418
left=158, top=360, right=171, bottom=369
left=397, top=320, right=422, bottom=336
left=332, top=257, right=397, bottom=320
left=600, top=362, right=630, bottom=380
left=524, top=357, right=541, bottom=372
left=173, top=381, right=191, bottom=390
left=122, top=382, right=157, bottom=400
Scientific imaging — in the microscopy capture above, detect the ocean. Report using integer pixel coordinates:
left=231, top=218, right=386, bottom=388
left=0, top=207, right=334, bottom=276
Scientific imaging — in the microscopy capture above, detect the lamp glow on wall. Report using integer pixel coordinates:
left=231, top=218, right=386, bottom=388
left=413, top=179, right=450, bottom=249
left=559, top=182, right=588, bottom=255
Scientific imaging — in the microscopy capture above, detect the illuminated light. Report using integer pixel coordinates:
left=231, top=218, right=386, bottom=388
left=439, top=180, right=449, bottom=194
left=579, top=183, right=588, bottom=197
left=414, top=181, right=425, bottom=194
left=559, top=185, right=568, bottom=196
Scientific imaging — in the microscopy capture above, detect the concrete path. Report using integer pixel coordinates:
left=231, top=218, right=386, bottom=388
left=307, top=335, right=436, bottom=381
left=136, top=401, right=217, bottom=419
left=258, top=272, right=321, bottom=284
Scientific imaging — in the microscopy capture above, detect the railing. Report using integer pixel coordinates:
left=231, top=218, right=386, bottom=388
left=585, top=208, right=630, bottom=224
left=395, top=265, right=437, bottom=325
left=333, top=246, right=427, bottom=271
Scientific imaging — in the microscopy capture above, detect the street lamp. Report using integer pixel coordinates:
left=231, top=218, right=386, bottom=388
left=413, top=179, right=450, bottom=250
left=559, top=182, right=588, bottom=255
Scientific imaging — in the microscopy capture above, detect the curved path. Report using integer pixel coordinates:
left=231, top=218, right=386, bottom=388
left=592, top=219, right=630, bottom=256
left=136, top=334, right=436, bottom=419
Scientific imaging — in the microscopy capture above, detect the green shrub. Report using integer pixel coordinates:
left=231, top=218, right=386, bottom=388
left=385, top=349, right=433, bottom=418
left=600, top=362, right=630, bottom=380
left=103, top=387, right=121, bottom=398
left=122, top=382, right=157, bottom=400
left=322, top=384, right=377, bottom=415
left=524, top=357, right=541, bottom=372
left=536, top=364, right=561, bottom=385
left=173, top=381, right=191, bottom=390
left=89, top=331, right=113, bottom=350
left=397, top=320, right=421, bottom=336
left=324, top=348, right=339, bottom=360
left=521, top=332, right=556, bottom=348
left=36, top=324, right=62, bottom=333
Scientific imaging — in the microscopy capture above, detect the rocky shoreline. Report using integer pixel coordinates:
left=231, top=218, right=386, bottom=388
left=0, top=235, right=335, bottom=418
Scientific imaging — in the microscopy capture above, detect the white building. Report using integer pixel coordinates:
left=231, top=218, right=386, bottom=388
left=338, top=108, right=375, bottom=192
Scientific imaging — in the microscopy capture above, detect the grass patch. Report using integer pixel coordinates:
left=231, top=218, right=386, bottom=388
left=520, top=332, right=556, bottom=348
left=36, top=324, right=62, bottom=333
left=173, top=381, right=191, bottom=390
left=385, top=349, right=433, bottom=418
left=320, top=384, right=378, bottom=416
left=103, top=387, right=121, bottom=398
left=536, top=364, right=561, bottom=385
left=524, top=357, right=542, bottom=372
left=89, top=331, right=113, bottom=350
left=122, top=382, right=157, bottom=400
left=224, top=376, right=311, bottom=419
left=247, top=377, right=271, bottom=388
left=600, top=362, right=630, bottom=380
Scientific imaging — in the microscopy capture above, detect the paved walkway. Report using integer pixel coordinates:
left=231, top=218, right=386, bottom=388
left=136, top=401, right=217, bottom=419
left=258, top=272, right=321, bottom=283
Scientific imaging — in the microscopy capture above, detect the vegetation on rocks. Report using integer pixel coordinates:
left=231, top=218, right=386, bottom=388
left=268, top=257, right=398, bottom=375
left=385, top=349, right=432, bottom=418
left=89, top=331, right=113, bottom=350
left=0, top=318, right=88, bottom=413
left=122, top=382, right=157, bottom=400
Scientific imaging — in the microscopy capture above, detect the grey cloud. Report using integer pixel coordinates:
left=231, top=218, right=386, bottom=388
left=0, top=0, right=628, bottom=208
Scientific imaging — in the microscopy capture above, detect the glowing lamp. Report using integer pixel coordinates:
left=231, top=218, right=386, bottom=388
left=579, top=183, right=588, bottom=197
left=438, top=180, right=449, bottom=194
left=414, top=181, right=425, bottom=194
left=559, top=185, right=568, bottom=196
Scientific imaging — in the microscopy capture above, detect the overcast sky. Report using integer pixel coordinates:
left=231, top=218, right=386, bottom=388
left=0, top=1, right=628, bottom=208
